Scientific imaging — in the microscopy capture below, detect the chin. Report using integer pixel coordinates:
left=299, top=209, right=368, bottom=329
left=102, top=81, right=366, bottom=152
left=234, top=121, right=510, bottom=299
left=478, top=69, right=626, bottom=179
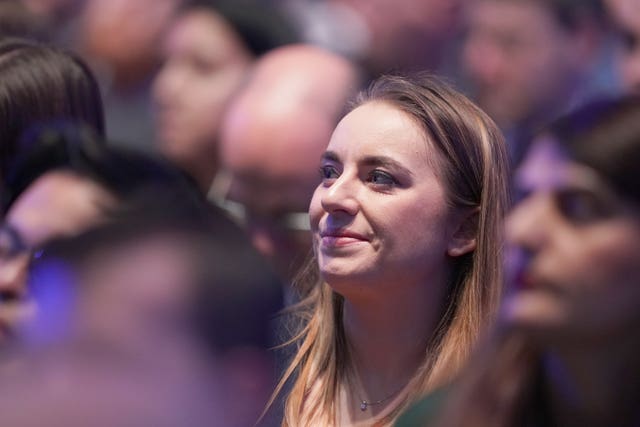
left=500, top=291, right=573, bottom=344
left=320, top=268, right=381, bottom=299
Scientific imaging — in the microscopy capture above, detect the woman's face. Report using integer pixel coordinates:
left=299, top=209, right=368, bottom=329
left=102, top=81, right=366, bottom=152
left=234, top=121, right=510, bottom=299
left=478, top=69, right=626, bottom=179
left=152, top=9, right=252, bottom=166
left=309, top=102, right=465, bottom=297
left=505, top=137, right=640, bottom=343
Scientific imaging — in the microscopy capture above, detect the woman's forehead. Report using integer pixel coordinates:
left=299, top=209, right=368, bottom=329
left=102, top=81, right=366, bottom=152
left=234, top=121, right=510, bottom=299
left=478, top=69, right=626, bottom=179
left=329, top=102, right=430, bottom=157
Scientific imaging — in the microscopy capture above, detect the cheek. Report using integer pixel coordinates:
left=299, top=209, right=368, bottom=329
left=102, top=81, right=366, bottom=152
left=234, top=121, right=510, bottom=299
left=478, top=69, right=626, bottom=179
left=505, top=221, right=640, bottom=340
left=383, top=197, right=451, bottom=257
left=523, top=231, right=640, bottom=340
left=544, top=225, right=640, bottom=292
left=192, top=71, right=246, bottom=123
left=189, top=83, right=228, bottom=118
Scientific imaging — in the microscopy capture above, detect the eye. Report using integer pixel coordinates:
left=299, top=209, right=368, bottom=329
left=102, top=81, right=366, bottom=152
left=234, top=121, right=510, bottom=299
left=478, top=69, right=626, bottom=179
left=189, top=55, right=217, bottom=75
left=555, top=189, right=611, bottom=224
left=319, top=164, right=340, bottom=181
left=367, top=170, right=398, bottom=186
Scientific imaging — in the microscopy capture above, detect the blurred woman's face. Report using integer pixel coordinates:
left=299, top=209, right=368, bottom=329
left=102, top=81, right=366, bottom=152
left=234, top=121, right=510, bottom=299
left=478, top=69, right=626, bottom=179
left=0, top=171, right=114, bottom=344
left=505, top=137, right=640, bottom=343
left=309, top=102, right=472, bottom=298
left=152, top=9, right=252, bottom=168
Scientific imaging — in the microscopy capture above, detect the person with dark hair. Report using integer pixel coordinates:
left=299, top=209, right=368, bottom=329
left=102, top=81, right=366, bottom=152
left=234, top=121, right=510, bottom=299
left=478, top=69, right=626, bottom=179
left=0, top=124, right=199, bottom=347
left=152, top=0, right=296, bottom=191
left=413, top=96, right=640, bottom=427
left=270, top=74, right=509, bottom=426
left=0, top=38, right=104, bottom=190
left=462, top=0, right=609, bottom=166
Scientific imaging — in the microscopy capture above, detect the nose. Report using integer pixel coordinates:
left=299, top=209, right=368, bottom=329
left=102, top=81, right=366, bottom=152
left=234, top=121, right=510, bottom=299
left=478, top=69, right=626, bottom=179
left=506, top=194, right=552, bottom=253
left=319, top=174, right=360, bottom=216
left=152, top=62, right=184, bottom=108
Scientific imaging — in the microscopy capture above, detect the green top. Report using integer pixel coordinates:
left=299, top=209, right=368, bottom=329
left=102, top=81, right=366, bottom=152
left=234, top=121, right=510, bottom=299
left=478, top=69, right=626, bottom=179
left=394, top=387, right=448, bottom=427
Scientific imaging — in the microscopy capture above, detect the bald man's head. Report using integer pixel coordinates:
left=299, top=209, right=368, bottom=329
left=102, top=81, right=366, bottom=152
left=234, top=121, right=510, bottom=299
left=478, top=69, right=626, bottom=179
left=217, top=45, right=359, bottom=284
left=221, top=45, right=358, bottom=179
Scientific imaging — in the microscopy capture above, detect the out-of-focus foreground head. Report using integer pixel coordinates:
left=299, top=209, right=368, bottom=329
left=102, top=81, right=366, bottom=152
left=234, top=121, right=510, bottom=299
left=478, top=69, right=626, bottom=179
left=0, top=192, right=282, bottom=427
left=463, top=0, right=603, bottom=130
left=0, top=124, right=195, bottom=347
left=217, top=44, right=360, bottom=286
left=506, top=96, right=640, bottom=343
left=605, top=0, right=640, bottom=92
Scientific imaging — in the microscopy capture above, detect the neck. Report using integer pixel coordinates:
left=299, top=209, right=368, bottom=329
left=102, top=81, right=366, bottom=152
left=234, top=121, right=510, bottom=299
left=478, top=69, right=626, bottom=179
left=342, top=276, right=446, bottom=400
left=544, top=332, right=640, bottom=427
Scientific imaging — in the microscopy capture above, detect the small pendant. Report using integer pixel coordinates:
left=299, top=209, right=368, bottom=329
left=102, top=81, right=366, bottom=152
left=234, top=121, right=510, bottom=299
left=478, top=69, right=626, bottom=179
left=360, top=401, right=368, bottom=411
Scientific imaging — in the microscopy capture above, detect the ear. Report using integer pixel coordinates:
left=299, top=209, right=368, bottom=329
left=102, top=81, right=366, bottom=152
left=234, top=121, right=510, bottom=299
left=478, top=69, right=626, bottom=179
left=447, top=207, right=479, bottom=257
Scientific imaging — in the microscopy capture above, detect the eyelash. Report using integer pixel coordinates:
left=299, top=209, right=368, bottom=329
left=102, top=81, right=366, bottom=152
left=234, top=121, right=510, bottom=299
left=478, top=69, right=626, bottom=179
left=319, top=165, right=339, bottom=181
left=367, top=169, right=398, bottom=186
left=319, top=165, right=398, bottom=187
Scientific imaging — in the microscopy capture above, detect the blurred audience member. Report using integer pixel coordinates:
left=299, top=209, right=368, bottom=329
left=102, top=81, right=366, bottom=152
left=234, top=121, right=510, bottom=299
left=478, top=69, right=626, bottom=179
left=215, top=44, right=360, bottom=289
left=75, top=0, right=181, bottom=149
left=20, top=0, right=84, bottom=25
left=0, top=193, right=283, bottom=426
left=426, top=96, right=640, bottom=427
left=0, top=38, right=104, bottom=205
left=462, top=0, right=607, bottom=166
left=606, top=0, right=640, bottom=91
left=283, top=0, right=466, bottom=79
left=0, top=1, right=51, bottom=41
left=153, top=0, right=295, bottom=191
left=78, top=0, right=179, bottom=91
left=1, top=125, right=196, bottom=347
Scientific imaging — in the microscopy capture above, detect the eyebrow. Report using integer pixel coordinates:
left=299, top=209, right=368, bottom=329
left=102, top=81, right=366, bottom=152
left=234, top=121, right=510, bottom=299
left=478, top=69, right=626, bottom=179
left=322, top=151, right=414, bottom=177
left=321, top=151, right=340, bottom=163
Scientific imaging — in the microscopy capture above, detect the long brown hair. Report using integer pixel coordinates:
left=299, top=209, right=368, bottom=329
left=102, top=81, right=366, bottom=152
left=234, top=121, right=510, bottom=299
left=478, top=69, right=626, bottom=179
left=270, top=74, right=510, bottom=426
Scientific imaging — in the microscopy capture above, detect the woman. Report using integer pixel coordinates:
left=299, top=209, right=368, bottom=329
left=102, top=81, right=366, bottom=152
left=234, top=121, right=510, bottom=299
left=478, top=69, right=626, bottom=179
left=271, top=74, right=510, bottom=426
left=432, top=96, right=640, bottom=427
left=152, top=0, right=295, bottom=191
left=0, top=38, right=104, bottom=211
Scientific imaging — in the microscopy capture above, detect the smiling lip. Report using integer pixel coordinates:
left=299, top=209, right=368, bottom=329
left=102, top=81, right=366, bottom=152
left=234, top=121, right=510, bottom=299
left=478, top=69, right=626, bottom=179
left=319, top=230, right=368, bottom=247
